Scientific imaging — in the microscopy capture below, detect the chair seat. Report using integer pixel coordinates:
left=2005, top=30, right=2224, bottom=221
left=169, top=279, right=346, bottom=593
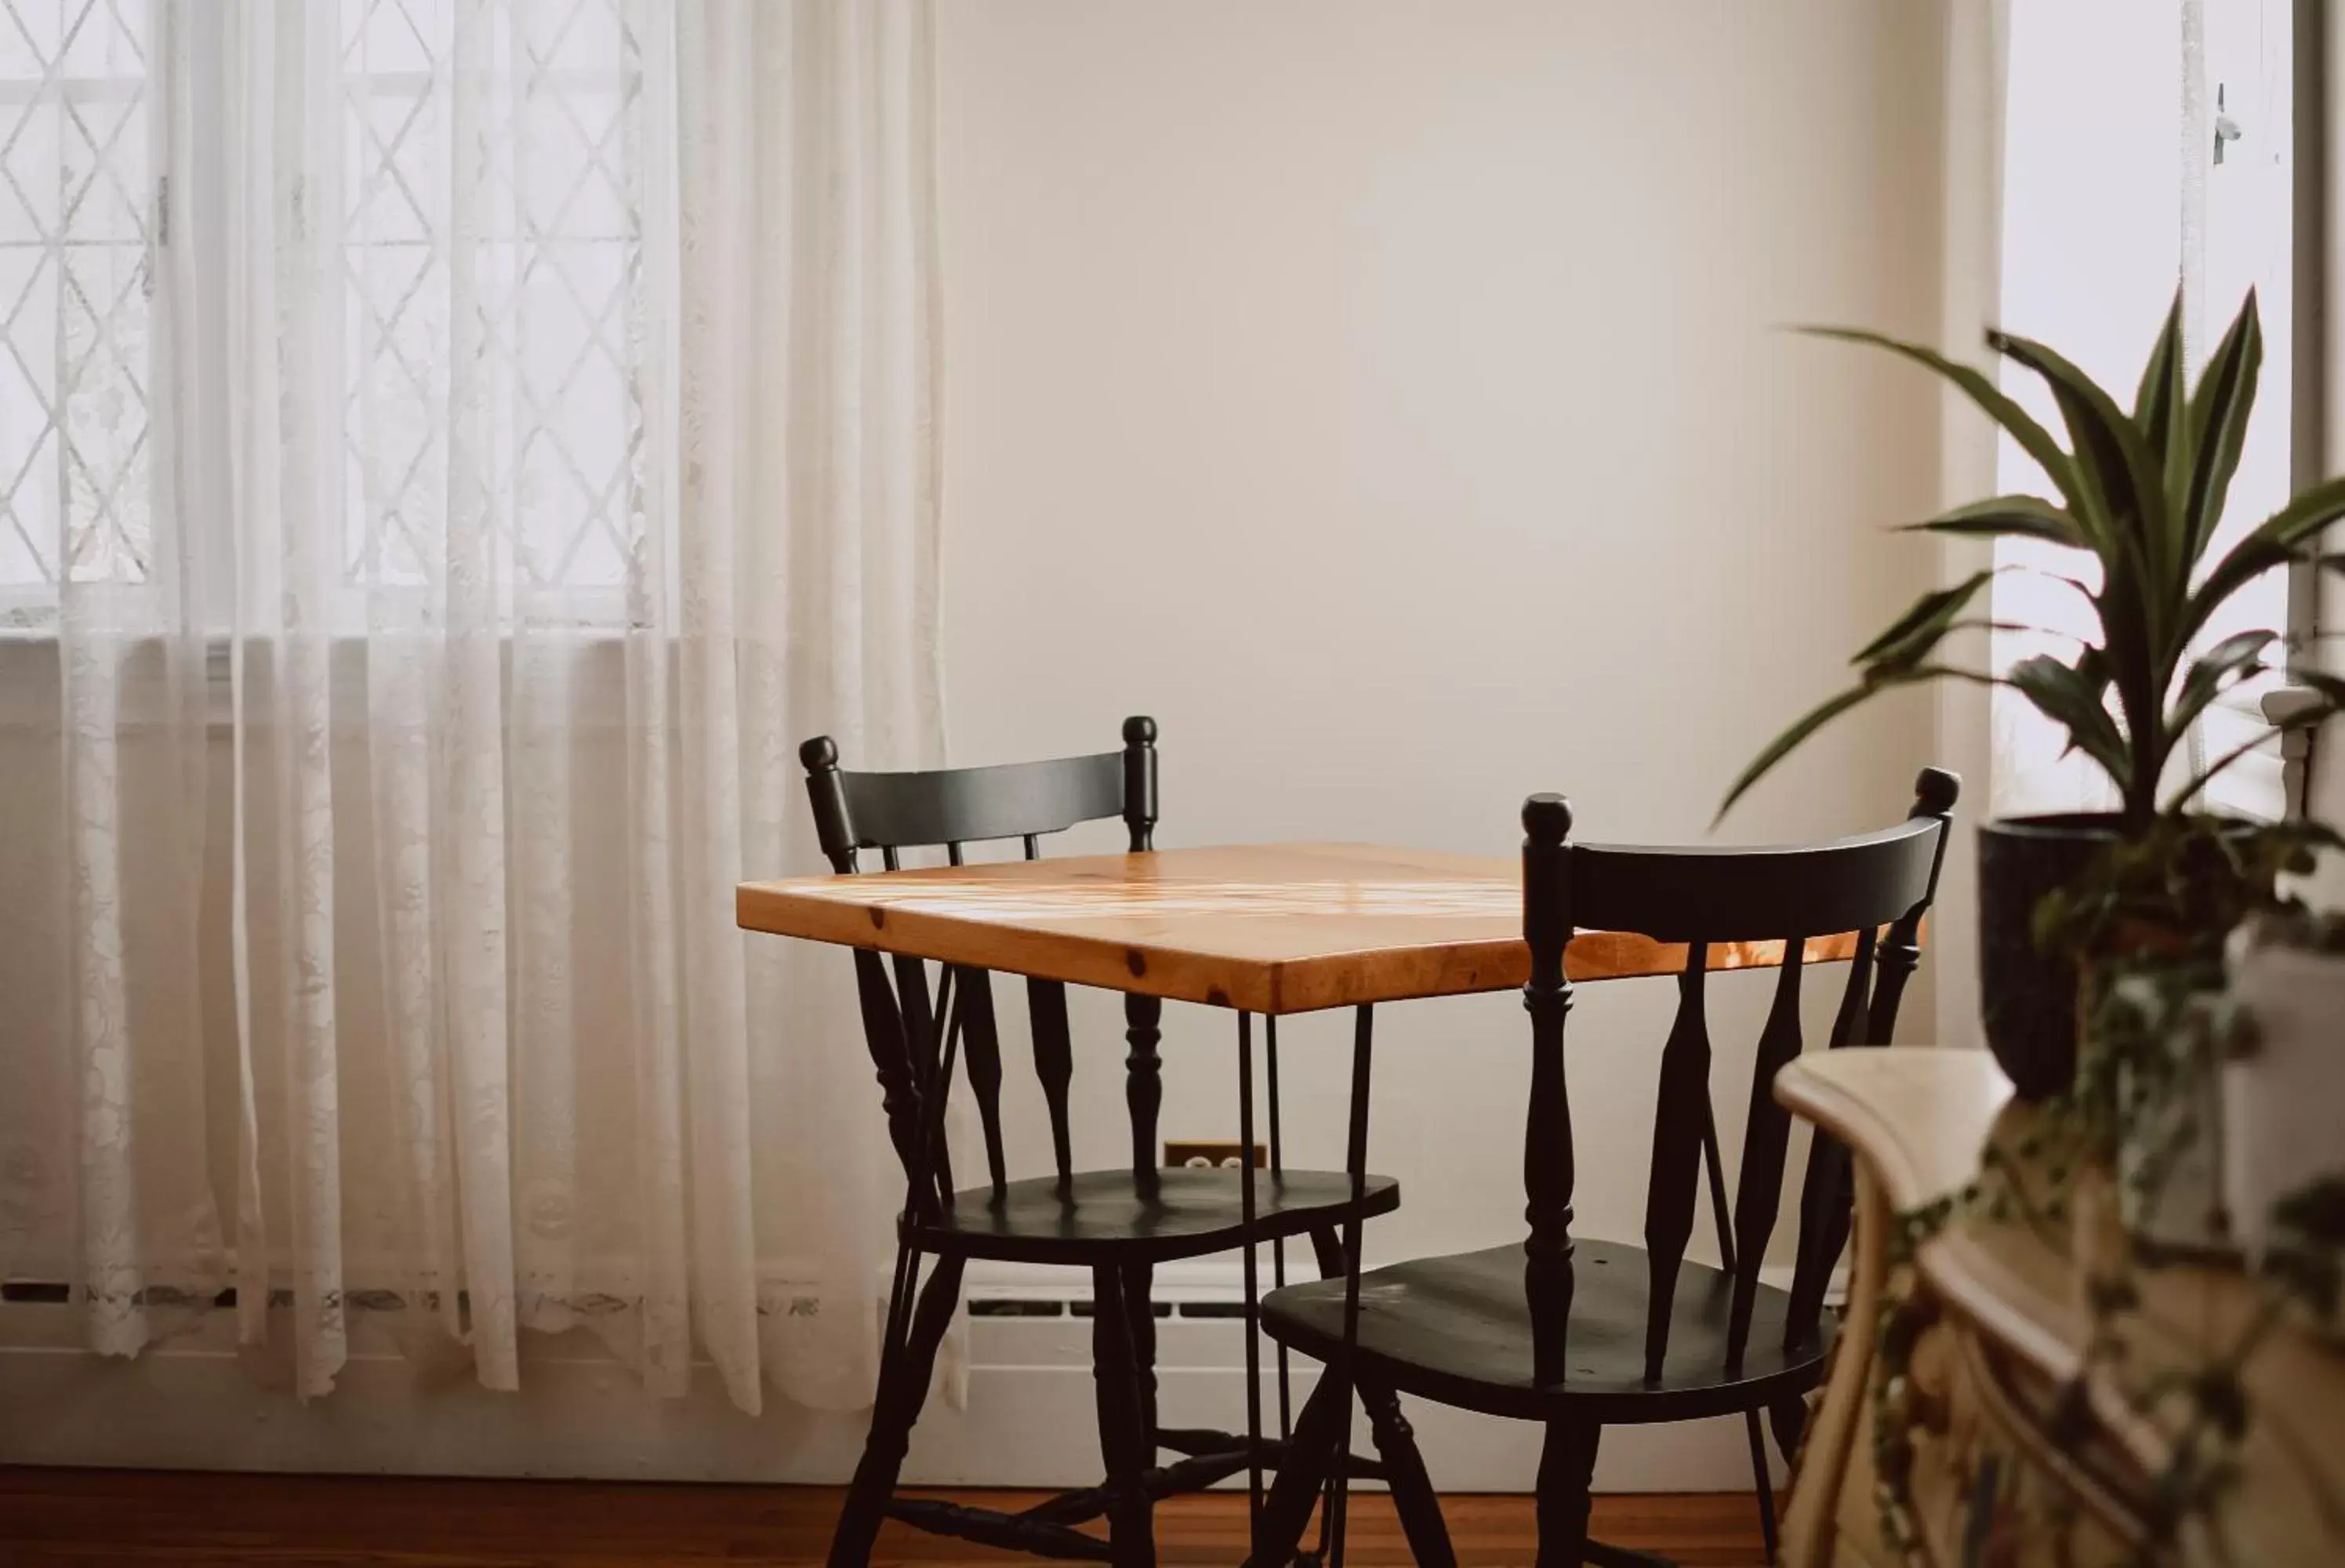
left=906, top=1166, right=1400, bottom=1265
left=1261, top=1236, right=1828, bottom=1425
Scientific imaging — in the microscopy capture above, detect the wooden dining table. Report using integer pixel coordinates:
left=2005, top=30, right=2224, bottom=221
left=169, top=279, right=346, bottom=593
left=735, top=841, right=1858, bottom=1011
left=736, top=841, right=1860, bottom=1565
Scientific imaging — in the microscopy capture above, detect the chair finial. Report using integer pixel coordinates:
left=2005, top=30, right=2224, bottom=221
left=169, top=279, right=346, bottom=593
left=1913, top=766, right=1961, bottom=817
left=1122, top=714, right=1157, bottom=746
left=1523, top=793, right=1574, bottom=845
left=800, top=735, right=840, bottom=773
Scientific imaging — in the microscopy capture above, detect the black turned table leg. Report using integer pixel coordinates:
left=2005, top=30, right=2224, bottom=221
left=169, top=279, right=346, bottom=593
left=829, top=1252, right=964, bottom=1567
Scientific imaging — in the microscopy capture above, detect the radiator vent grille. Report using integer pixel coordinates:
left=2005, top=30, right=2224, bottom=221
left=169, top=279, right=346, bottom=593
left=969, top=1296, right=1253, bottom=1319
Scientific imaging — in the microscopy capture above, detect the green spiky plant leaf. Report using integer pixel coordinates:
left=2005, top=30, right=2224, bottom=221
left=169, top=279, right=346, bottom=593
left=1722, top=290, right=2345, bottom=833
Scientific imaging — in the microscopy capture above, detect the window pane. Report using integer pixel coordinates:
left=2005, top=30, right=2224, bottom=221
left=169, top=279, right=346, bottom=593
left=0, top=0, right=151, bottom=607
left=2194, top=0, right=2292, bottom=819
left=340, top=0, right=644, bottom=612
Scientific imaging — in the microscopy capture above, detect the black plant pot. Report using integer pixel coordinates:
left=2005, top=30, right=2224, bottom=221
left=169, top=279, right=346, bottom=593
left=1977, top=813, right=2122, bottom=1102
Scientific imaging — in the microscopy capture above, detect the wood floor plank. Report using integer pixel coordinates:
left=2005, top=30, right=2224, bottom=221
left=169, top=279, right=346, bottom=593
left=0, top=1468, right=1770, bottom=1565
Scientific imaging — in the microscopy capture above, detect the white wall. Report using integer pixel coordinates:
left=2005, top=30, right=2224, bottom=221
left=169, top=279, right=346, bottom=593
left=0, top=0, right=1961, bottom=1493
left=934, top=0, right=1950, bottom=1273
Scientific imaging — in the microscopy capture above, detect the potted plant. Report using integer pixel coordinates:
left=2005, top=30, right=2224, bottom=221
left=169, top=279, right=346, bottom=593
left=2224, top=909, right=2345, bottom=1268
left=2028, top=818, right=2336, bottom=1250
left=1721, top=290, right=2345, bottom=1098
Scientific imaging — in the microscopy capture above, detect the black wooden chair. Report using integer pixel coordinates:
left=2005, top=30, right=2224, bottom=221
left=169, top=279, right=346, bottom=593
left=801, top=717, right=1404, bottom=1567
left=1251, top=768, right=1959, bottom=1567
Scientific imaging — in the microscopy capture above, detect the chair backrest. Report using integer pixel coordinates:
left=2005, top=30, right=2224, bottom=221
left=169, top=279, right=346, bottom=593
left=1516, top=767, right=1959, bottom=1388
left=798, top=717, right=1160, bottom=1212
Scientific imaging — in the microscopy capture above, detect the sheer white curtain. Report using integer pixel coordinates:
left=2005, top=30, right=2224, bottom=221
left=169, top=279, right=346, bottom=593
left=2, top=0, right=938, bottom=1417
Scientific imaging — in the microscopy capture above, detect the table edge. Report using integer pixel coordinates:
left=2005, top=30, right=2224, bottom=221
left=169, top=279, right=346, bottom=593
left=736, top=880, right=1529, bottom=1012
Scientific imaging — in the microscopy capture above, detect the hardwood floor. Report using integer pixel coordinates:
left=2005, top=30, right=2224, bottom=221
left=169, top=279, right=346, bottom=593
left=0, top=1468, right=1773, bottom=1565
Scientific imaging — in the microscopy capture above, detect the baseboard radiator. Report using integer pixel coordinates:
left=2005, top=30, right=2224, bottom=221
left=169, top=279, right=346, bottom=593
left=1, top=1261, right=1825, bottom=1491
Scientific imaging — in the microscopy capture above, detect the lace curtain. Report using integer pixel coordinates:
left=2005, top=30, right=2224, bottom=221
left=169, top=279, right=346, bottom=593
left=0, top=0, right=940, bottom=1415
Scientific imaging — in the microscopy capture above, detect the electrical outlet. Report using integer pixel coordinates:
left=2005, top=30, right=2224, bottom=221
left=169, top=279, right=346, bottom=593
left=1163, top=1138, right=1267, bottom=1170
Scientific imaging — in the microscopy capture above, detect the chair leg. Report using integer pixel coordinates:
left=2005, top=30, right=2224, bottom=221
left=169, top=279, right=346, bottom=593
left=1092, top=1265, right=1156, bottom=1568
left=1743, top=1406, right=1781, bottom=1563
left=1768, top=1394, right=1807, bottom=1468
left=1534, top=1419, right=1600, bottom=1568
left=828, top=1252, right=964, bottom=1568
left=1356, top=1370, right=1454, bottom=1568
left=1124, top=1260, right=1158, bottom=1451
left=1245, top=1367, right=1349, bottom=1568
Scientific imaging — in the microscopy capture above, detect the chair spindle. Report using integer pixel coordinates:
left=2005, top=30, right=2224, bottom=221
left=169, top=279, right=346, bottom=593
left=958, top=966, right=1010, bottom=1198
left=906, top=967, right=963, bottom=1218
left=1120, top=718, right=1163, bottom=1196
left=851, top=949, right=925, bottom=1184
left=1782, top=927, right=1877, bottom=1348
left=1520, top=795, right=1577, bottom=1389
left=802, top=736, right=935, bottom=1197
left=1726, top=942, right=1807, bottom=1363
left=1124, top=994, right=1163, bottom=1195
left=891, top=953, right=934, bottom=1079
left=1701, top=1100, right=1737, bottom=1278
left=1121, top=717, right=1157, bottom=851
left=1865, top=767, right=1957, bottom=1043
left=1029, top=979, right=1077, bottom=1189
left=1867, top=911, right=1923, bottom=1044
left=1643, top=943, right=1712, bottom=1385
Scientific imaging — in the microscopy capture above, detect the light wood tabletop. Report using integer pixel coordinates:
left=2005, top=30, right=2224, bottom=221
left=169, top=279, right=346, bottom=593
left=737, top=842, right=1864, bottom=1014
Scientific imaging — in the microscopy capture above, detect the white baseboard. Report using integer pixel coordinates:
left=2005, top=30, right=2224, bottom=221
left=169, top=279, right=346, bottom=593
left=1, top=1257, right=1831, bottom=1493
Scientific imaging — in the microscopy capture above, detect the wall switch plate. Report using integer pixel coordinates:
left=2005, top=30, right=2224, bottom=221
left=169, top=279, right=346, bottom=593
left=1162, top=1138, right=1267, bottom=1170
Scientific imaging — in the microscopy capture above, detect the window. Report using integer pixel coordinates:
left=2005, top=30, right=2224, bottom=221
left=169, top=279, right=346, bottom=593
left=2191, top=0, right=2296, bottom=818
left=1994, top=0, right=2307, bottom=823
left=0, top=0, right=151, bottom=615
left=340, top=0, right=645, bottom=608
left=0, top=0, right=652, bottom=630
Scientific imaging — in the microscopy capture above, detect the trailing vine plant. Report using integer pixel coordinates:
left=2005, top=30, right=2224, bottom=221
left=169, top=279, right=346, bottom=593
left=1864, top=819, right=2340, bottom=1565
left=1865, top=1107, right=2274, bottom=1564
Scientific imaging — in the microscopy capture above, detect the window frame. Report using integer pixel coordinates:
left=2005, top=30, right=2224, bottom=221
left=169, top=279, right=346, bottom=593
left=2270, top=0, right=2328, bottom=815
left=0, top=0, right=163, bottom=615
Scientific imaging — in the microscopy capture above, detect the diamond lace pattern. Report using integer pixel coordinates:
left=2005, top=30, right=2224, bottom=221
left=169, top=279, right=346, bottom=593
left=343, top=0, right=641, bottom=597
left=0, top=0, right=643, bottom=604
left=5, top=0, right=945, bottom=1425
left=0, top=0, right=150, bottom=591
